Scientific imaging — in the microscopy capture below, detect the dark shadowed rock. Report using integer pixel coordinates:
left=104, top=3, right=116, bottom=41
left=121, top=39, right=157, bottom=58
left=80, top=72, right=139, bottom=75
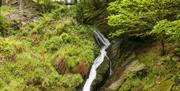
left=108, top=60, right=145, bottom=91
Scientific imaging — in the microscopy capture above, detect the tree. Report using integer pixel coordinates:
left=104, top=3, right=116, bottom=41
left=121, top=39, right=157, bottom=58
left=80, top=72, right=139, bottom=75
left=107, top=0, right=180, bottom=38
left=107, top=0, right=180, bottom=55
left=151, top=19, right=180, bottom=41
left=151, top=19, right=180, bottom=55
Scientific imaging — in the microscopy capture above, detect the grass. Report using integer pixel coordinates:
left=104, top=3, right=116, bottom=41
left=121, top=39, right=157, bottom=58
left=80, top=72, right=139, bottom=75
left=0, top=5, right=97, bottom=91
left=0, top=5, right=15, bottom=14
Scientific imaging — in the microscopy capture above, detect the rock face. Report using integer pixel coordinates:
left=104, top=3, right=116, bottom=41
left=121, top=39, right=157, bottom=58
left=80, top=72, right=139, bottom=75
left=101, top=41, right=179, bottom=91
left=108, top=60, right=145, bottom=91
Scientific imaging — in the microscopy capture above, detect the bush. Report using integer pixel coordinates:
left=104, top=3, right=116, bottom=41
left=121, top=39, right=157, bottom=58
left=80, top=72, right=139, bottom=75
left=0, top=4, right=97, bottom=90
left=107, top=0, right=180, bottom=38
left=151, top=19, right=180, bottom=41
left=0, top=38, right=13, bottom=55
left=32, top=0, right=59, bottom=13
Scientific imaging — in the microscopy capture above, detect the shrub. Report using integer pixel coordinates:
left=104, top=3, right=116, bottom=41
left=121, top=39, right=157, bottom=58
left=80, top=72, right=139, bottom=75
left=32, top=0, right=58, bottom=13
left=151, top=19, right=180, bottom=41
left=107, top=0, right=180, bottom=38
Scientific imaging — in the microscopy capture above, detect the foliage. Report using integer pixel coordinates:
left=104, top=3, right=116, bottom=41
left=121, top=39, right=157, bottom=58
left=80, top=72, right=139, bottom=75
left=151, top=19, right=180, bottom=40
left=78, top=0, right=107, bottom=10
left=76, top=0, right=110, bottom=24
left=118, top=51, right=179, bottom=91
left=1, top=0, right=180, bottom=91
left=0, top=37, right=13, bottom=55
left=0, top=14, right=9, bottom=36
left=0, top=5, right=15, bottom=36
left=0, top=5, right=14, bottom=14
left=32, top=0, right=59, bottom=13
left=19, top=5, right=72, bottom=35
left=0, top=51, right=83, bottom=90
left=0, top=4, right=96, bottom=91
left=108, top=0, right=180, bottom=38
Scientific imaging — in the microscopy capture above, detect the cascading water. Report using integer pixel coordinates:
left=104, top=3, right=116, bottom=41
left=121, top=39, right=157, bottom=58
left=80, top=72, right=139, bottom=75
left=82, top=31, right=111, bottom=91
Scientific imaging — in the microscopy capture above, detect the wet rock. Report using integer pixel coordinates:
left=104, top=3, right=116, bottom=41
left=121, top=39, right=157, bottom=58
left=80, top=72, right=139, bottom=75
left=93, top=59, right=111, bottom=90
left=108, top=60, right=145, bottom=91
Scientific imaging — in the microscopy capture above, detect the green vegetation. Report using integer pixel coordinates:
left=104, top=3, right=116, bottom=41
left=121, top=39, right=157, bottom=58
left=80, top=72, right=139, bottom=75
left=0, top=5, right=15, bottom=36
left=151, top=19, right=180, bottom=41
left=0, top=3, right=96, bottom=91
left=134, top=52, right=178, bottom=91
left=108, top=0, right=180, bottom=38
left=0, top=0, right=180, bottom=91
left=0, top=5, right=14, bottom=36
left=0, top=5, right=14, bottom=13
left=32, top=0, right=57, bottom=12
left=0, top=15, right=9, bottom=36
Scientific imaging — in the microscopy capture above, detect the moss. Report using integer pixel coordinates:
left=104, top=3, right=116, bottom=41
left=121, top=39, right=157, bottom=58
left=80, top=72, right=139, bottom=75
left=116, top=47, right=179, bottom=91
left=0, top=4, right=96, bottom=90
left=147, top=78, right=174, bottom=91
left=137, top=52, right=159, bottom=67
left=119, top=77, right=143, bottom=91
left=0, top=5, right=14, bottom=14
left=0, top=15, right=10, bottom=36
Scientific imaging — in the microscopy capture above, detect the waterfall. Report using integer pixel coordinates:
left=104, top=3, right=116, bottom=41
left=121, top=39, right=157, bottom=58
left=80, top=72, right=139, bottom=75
left=82, top=31, right=111, bottom=91
left=66, top=0, right=71, bottom=3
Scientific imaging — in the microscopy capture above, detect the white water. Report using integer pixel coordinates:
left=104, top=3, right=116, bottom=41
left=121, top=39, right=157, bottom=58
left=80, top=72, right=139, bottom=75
left=83, top=31, right=111, bottom=91
left=67, top=0, right=71, bottom=3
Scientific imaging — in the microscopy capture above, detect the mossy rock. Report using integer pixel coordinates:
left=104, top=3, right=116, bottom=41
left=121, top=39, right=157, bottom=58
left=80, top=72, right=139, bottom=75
left=147, top=78, right=174, bottom=91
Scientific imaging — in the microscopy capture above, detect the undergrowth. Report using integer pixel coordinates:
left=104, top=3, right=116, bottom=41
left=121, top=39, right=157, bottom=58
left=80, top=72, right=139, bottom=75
left=0, top=4, right=96, bottom=91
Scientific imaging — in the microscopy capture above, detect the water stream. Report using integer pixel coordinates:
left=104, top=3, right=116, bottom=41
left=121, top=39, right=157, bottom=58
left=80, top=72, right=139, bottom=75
left=82, top=31, right=111, bottom=91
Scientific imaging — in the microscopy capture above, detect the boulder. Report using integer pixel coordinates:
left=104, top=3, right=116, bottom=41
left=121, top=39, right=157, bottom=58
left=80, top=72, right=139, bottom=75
left=108, top=60, right=145, bottom=91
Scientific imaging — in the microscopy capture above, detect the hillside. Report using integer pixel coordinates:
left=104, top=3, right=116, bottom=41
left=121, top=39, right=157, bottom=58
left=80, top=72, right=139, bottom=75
left=0, top=0, right=180, bottom=91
